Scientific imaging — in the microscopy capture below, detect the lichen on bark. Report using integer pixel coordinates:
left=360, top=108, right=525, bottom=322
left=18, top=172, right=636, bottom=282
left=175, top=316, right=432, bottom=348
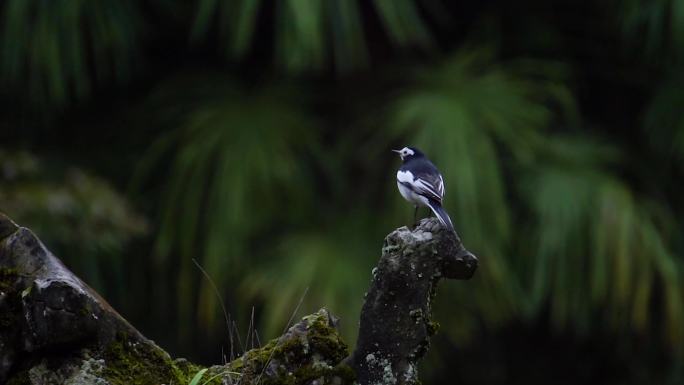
left=1, top=212, right=476, bottom=385
left=205, top=308, right=353, bottom=385
left=0, top=212, right=198, bottom=385
left=349, top=217, right=477, bottom=385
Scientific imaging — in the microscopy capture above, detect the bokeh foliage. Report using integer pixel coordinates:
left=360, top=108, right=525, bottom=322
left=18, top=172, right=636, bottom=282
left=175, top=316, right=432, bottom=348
left=0, top=0, right=141, bottom=106
left=2, top=0, right=684, bottom=383
left=0, top=150, right=147, bottom=292
left=191, top=0, right=434, bottom=71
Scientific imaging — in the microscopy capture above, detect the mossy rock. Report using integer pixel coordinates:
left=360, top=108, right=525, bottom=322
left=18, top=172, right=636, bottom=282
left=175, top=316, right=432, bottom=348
left=0, top=215, right=201, bottom=385
left=97, top=332, right=201, bottom=385
left=0, top=214, right=356, bottom=385
left=205, top=308, right=354, bottom=385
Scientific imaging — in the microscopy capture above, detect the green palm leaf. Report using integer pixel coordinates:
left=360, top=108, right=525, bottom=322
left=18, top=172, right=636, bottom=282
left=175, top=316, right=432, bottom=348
left=385, top=49, right=684, bottom=343
left=523, top=149, right=683, bottom=341
left=190, top=0, right=434, bottom=72
left=386, top=50, right=565, bottom=335
left=241, top=214, right=383, bottom=342
left=136, top=76, right=319, bottom=336
left=643, top=69, right=684, bottom=166
left=0, top=0, right=141, bottom=106
left=617, top=0, right=684, bottom=58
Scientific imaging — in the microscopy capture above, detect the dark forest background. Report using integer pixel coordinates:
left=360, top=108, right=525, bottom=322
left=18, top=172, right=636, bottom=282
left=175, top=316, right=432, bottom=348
left=2, top=1, right=684, bottom=383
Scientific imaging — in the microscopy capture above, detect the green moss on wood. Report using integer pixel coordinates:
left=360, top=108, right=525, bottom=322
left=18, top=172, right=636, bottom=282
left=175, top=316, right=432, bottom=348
left=426, top=320, right=440, bottom=336
left=2, top=296, right=350, bottom=385
left=212, top=309, right=352, bottom=385
left=99, top=333, right=201, bottom=385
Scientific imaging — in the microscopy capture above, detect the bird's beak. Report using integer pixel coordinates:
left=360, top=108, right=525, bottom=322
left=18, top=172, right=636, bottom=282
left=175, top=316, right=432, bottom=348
left=392, top=149, right=402, bottom=154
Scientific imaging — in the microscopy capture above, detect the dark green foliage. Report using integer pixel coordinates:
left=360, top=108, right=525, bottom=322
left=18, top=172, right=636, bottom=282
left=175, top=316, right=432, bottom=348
left=618, top=0, right=684, bottom=59
left=191, top=0, right=433, bottom=71
left=0, top=150, right=147, bottom=293
left=1, top=0, right=684, bottom=383
left=0, top=0, right=141, bottom=106
left=137, top=79, right=320, bottom=332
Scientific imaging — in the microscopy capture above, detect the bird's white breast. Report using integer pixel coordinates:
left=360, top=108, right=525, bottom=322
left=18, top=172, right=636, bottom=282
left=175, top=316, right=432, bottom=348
left=396, top=170, right=413, bottom=184
left=396, top=170, right=429, bottom=207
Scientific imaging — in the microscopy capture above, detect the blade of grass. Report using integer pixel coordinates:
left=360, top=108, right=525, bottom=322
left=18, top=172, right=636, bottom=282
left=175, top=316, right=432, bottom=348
left=189, top=368, right=208, bottom=385
left=192, top=258, right=236, bottom=360
left=255, top=287, right=309, bottom=385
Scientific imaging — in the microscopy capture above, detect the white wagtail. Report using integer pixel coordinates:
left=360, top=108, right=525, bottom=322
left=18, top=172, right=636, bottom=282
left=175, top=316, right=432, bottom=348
left=394, top=146, right=455, bottom=232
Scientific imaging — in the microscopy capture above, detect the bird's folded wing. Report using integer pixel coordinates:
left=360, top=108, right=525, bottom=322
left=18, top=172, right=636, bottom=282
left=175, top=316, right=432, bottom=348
left=413, top=176, right=443, bottom=203
left=398, top=170, right=444, bottom=203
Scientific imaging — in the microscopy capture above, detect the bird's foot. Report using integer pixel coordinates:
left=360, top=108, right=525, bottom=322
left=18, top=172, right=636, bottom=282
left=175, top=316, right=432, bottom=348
left=412, top=206, right=420, bottom=229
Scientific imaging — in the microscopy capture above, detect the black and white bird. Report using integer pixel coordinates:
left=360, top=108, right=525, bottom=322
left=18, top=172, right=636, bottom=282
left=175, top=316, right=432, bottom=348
left=393, top=146, right=455, bottom=232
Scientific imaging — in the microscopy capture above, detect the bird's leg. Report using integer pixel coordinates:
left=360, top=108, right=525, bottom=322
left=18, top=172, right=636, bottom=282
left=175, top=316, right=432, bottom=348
left=413, top=205, right=419, bottom=227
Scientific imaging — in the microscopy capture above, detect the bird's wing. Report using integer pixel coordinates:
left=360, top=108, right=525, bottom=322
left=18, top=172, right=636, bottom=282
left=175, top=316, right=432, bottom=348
left=397, top=170, right=444, bottom=204
left=414, top=173, right=444, bottom=203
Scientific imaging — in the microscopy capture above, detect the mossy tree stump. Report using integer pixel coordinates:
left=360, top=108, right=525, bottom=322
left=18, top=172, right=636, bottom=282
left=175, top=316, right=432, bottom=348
left=0, top=213, right=476, bottom=385
left=0, top=212, right=352, bottom=385
left=0, top=212, right=201, bottom=384
left=349, top=218, right=478, bottom=385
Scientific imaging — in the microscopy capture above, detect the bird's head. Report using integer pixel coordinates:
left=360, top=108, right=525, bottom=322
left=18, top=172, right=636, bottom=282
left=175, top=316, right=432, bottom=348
left=392, top=146, right=423, bottom=161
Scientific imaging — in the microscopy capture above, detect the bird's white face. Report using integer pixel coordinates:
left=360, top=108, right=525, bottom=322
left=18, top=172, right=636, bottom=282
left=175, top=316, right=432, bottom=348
left=393, top=147, right=414, bottom=160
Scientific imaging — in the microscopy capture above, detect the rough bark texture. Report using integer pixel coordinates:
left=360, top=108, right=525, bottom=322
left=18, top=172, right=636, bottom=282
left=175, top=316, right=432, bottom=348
left=206, top=308, right=354, bottom=385
left=0, top=213, right=201, bottom=384
left=0, top=212, right=350, bottom=385
left=349, top=217, right=478, bottom=385
left=0, top=212, right=476, bottom=385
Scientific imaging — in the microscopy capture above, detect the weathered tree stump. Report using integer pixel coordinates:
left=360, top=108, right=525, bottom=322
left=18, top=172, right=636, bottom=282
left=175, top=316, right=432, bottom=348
left=0, top=213, right=198, bottom=384
left=0, top=212, right=476, bottom=384
left=349, top=217, right=478, bottom=385
left=0, top=212, right=351, bottom=385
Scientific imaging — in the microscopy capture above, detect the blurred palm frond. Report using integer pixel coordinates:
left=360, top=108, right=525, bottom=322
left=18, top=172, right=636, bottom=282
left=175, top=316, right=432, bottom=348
left=522, top=148, right=682, bottom=341
left=643, top=69, right=684, bottom=166
left=387, top=51, right=568, bottom=333
left=617, top=0, right=684, bottom=59
left=136, top=77, right=319, bottom=334
left=190, top=0, right=434, bottom=72
left=386, top=50, right=684, bottom=343
left=0, top=0, right=141, bottom=106
left=242, top=214, right=380, bottom=342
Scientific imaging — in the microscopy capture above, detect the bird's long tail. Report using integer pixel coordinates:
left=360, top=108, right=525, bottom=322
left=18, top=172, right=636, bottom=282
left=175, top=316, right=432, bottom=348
left=427, top=200, right=455, bottom=233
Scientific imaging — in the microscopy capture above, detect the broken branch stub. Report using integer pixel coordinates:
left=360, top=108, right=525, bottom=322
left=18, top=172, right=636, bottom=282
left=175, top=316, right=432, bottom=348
left=350, top=217, right=478, bottom=385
